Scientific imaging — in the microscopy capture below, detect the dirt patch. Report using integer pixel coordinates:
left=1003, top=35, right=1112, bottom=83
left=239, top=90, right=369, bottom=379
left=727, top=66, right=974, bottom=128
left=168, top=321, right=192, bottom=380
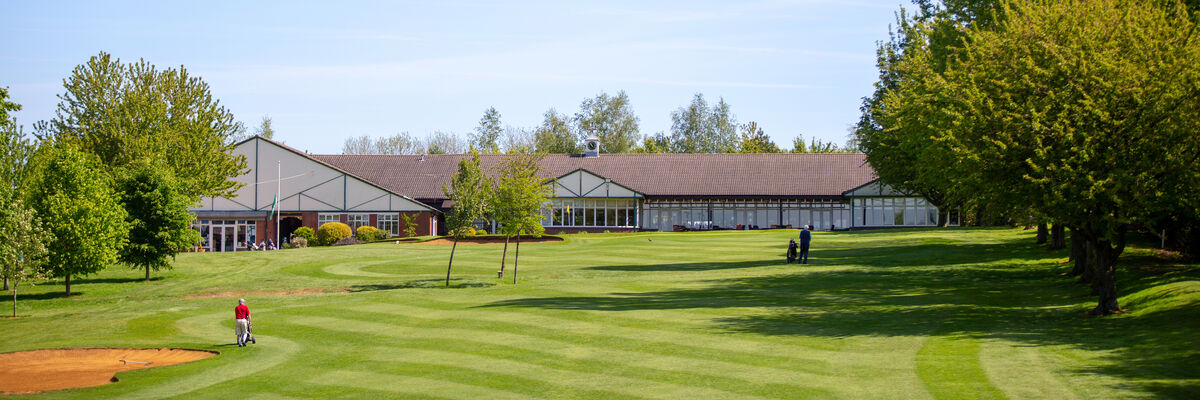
left=0, top=348, right=216, bottom=394
left=183, top=287, right=347, bottom=299
left=414, top=236, right=564, bottom=245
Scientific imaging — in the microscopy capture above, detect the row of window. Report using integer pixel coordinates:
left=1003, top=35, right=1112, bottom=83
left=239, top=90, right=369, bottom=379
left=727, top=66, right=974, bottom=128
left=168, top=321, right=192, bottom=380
left=318, top=213, right=403, bottom=236
left=542, top=198, right=638, bottom=227
left=851, top=197, right=942, bottom=226
left=195, top=220, right=257, bottom=252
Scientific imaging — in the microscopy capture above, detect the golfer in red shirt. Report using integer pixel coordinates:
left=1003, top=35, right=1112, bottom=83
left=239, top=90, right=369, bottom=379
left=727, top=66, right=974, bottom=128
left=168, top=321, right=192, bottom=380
left=235, top=298, right=251, bottom=347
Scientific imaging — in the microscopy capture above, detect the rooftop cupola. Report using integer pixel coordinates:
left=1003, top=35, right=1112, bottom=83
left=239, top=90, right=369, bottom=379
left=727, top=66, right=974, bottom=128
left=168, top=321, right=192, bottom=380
left=584, top=136, right=600, bottom=158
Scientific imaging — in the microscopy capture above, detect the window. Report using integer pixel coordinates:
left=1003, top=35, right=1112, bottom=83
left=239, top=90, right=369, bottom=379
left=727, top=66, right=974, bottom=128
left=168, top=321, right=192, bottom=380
left=378, top=214, right=399, bottom=237
left=347, top=214, right=369, bottom=231
left=318, top=214, right=341, bottom=226
left=548, top=198, right=637, bottom=227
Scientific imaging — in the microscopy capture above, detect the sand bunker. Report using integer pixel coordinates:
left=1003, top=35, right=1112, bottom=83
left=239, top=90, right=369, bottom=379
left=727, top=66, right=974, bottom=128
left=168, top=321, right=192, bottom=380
left=0, top=348, right=215, bottom=394
left=415, top=236, right=564, bottom=245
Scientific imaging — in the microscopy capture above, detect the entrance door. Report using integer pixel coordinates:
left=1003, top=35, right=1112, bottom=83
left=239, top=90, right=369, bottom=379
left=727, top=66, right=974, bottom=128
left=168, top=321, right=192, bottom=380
left=212, top=226, right=224, bottom=252
left=280, top=217, right=303, bottom=244
left=223, top=226, right=235, bottom=252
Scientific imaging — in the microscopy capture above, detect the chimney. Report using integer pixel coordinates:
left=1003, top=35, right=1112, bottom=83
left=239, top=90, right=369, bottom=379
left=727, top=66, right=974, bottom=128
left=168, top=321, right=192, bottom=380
left=584, top=136, right=600, bottom=158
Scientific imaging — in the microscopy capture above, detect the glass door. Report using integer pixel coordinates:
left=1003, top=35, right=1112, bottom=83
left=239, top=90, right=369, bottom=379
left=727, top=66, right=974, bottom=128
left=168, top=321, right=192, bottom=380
left=223, top=226, right=235, bottom=252
left=212, top=226, right=224, bottom=252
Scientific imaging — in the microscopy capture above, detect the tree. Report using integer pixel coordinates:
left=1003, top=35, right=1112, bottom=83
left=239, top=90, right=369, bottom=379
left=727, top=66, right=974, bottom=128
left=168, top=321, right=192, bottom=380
left=470, top=107, right=503, bottom=153
left=635, top=133, right=672, bottom=154
left=38, top=52, right=247, bottom=198
left=117, top=163, right=201, bottom=281
left=441, top=151, right=491, bottom=286
left=25, top=143, right=128, bottom=296
left=501, top=125, right=535, bottom=154
left=897, top=0, right=1200, bottom=314
left=401, top=213, right=418, bottom=238
left=1, top=87, right=36, bottom=291
left=255, top=116, right=276, bottom=139
left=426, top=131, right=465, bottom=154
left=343, top=132, right=423, bottom=155
left=533, top=109, right=579, bottom=154
left=737, top=122, right=780, bottom=153
left=0, top=193, right=50, bottom=317
left=492, top=153, right=551, bottom=283
left=575, top=91, right=640, bottom=153
left=669, top=93, right=739, bottom=153
left=853, top=1, right=1005, bottom=225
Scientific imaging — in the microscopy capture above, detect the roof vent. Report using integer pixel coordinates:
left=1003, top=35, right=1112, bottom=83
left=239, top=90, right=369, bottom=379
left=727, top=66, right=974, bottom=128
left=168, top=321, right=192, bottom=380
left=584, top=136, right=600, bottom=158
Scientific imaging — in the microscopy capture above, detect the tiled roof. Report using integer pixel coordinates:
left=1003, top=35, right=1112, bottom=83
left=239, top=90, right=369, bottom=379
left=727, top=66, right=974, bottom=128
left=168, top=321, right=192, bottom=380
left=311, top=153, right=877, bottom=200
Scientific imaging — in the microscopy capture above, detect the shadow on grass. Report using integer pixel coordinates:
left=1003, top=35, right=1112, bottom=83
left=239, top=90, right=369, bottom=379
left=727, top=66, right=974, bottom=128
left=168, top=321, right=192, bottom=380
left=348, top=279, right=493, bottom=292
left=76, top=276, right=164, bottom=284
left=483, top=233, right=1200, bottom=398
left=587, top=241, right=1051, bottom=272
left=15, top=291, right=82, bottom=300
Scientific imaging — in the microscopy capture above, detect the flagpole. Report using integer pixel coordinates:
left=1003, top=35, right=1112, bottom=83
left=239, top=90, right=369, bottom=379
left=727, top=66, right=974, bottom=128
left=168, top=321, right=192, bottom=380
left=276, top=160, right=281, bottom=247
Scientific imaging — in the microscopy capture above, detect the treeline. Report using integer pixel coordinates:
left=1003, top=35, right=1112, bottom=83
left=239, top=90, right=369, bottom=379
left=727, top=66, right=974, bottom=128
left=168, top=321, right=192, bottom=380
left=1, top=52, right=245, bottom=314
left=853, top=0, right=1200, bottom=315
left=343, top=92, right=854, bottom=155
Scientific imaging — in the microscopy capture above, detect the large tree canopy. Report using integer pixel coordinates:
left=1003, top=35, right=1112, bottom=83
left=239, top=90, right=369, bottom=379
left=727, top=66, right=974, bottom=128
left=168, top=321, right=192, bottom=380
left=37, top=52, right=247, bottom=198
left=25, top=143, right=129, bottom=296
left=870, top=0, right=1200, bottom=314
left=117, top=163, right=201, bottom=281
left=575, top=91, right=641, bottom=154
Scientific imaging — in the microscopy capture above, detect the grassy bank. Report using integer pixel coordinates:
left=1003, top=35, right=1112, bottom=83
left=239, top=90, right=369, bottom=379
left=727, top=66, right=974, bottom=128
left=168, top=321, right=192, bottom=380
left=3, top=228, right=1197, bottom=399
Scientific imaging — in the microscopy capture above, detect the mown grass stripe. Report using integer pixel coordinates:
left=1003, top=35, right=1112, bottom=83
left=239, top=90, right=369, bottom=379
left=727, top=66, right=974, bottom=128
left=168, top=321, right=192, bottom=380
left=309, top=370, right=532, bottom=400
left=916, top=335, right=1006, bottom=400
left=348, top=301, right=904, bottom=367
left=367, top=347, right=774, bottom=400
left=287, top=315, right=874, bottom=395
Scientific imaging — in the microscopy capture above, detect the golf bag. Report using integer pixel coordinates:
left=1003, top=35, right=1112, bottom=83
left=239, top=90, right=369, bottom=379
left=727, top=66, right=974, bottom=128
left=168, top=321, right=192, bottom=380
left=243, top=321, right=256, bottom=345
left=786, top=239, right=798, bottom=263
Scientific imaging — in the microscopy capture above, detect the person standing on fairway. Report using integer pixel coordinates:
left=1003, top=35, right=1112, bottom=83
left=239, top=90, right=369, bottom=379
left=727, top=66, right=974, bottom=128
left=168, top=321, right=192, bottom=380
left=798, top=225, right=812, bottom=264
left=234, top=298, right=251, bottom=347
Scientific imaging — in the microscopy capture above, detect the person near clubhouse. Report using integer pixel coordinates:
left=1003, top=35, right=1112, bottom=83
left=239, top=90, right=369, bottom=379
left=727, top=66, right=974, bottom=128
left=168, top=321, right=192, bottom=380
left=235, top=298, right=252, bottom=346
left=798, top=225, right=812, bottom=264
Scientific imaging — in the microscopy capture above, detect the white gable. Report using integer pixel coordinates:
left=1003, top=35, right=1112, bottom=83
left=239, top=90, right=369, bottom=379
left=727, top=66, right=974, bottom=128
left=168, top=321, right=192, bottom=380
left=548, top=169, right=643, bottom=199
left=192, top=137, right=435, bottom=213
left=843, top=179, right=914, bottom=197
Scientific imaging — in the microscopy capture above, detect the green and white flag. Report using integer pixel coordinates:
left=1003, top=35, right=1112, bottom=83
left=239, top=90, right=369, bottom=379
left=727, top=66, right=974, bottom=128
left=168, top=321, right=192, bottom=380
left=268, top=193, right=278, bottom=220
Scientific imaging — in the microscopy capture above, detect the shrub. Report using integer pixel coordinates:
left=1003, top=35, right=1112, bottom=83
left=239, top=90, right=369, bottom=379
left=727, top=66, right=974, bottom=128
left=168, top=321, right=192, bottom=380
left=333, top=236, right=363, bottom=246
left=289, top=236, right=308, bottom=248
left=316, top=222, right=352, bottom=245
left=476, top=228, right=487, bottom=235
left=356, top=225, right=387, bottom=242
left=293, top=226, right=316, bottom=244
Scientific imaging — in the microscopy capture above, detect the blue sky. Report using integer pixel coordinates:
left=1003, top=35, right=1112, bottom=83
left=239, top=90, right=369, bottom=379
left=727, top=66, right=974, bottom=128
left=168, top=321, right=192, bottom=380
left=2, top=0, right=903, bottom=153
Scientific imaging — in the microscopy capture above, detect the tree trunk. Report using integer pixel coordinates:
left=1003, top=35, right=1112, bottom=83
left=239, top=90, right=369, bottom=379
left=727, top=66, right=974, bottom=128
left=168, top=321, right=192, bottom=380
left=513, top=233, right=520, bottom=284
left=65, top=275, right=71, bottom=297
left=974, top=206, right=986, bottom=227
left=1089, top=233, right=1125, bottom=315
left=1049, top=224, right=1065, bottom=250
left=12, top=281, right=17, bottom=317
left=500, top=236, right=509, bottom=278
left=937, top=210, right=948, bottom=227
left=1070, top=227, right=1087, bottom=277
left=145, top=265, right=151, bottom=281
left=1036, top=223, right=1048, bottom=244
left=445, top=238, right=459, bottom=287
left=3, top=277, right=8, bottom=291
left=1079, top=240, right=1098, bottom=292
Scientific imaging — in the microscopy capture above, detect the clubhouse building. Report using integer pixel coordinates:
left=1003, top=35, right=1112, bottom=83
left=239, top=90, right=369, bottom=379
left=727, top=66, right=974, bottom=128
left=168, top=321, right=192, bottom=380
left=190, top=136, right=952, bottom=252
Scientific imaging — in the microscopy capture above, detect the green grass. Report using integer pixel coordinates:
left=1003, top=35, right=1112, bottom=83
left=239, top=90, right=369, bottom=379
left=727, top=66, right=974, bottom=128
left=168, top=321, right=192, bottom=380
left=3, top=228, right=1197, bottom=399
